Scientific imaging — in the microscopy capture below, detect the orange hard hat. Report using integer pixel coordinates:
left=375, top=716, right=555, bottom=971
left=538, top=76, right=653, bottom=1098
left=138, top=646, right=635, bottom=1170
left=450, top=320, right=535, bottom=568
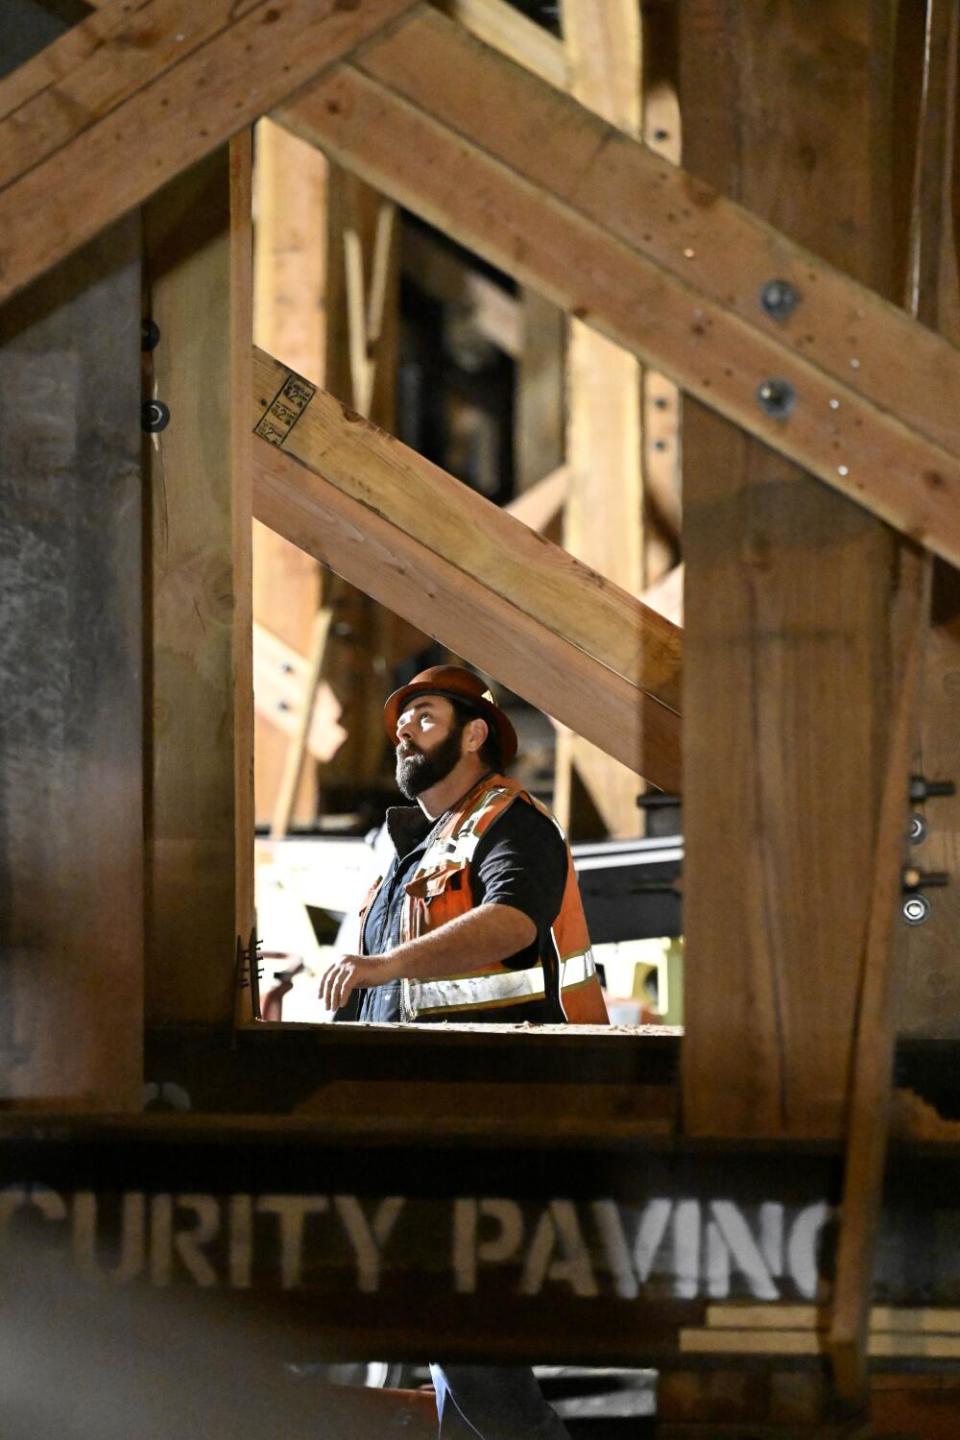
left=383, top=665, right=518, bottom=766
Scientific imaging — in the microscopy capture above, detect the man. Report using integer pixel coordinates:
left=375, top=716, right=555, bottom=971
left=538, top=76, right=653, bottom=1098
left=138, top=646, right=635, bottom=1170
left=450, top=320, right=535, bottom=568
left=319, top=665, right=607, bottom=1026
left=319, top=666, right=606, bottom=1440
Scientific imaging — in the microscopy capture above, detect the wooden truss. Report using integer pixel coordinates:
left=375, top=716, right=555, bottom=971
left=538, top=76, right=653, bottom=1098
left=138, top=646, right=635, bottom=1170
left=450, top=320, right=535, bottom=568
left=3, top=0, right=959, bottom=1418
left=251, top=347, right=682, bottom=788
left=4, top=1, right=960, bottom=566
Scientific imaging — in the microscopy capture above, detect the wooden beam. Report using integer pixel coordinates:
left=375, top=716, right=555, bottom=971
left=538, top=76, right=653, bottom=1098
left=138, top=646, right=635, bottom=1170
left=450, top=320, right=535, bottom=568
left=143, top=142, right=254, bottom=1027
left=254, top=441, right=681, bottom=790
left=253, top=346, right=682, bottom=714
left=0, top=0, right=418, bottom=307
left=251, top=354, right=681, bottom=788
left=436, top=0, right=567, bottom=89
left=352, top=5, right=960, bottom=460
left=274, top=6, right=960, bottom=567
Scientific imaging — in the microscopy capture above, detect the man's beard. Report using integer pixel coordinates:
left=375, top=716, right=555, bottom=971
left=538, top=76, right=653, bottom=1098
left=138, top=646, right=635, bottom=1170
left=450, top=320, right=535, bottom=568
left=396, top=725, right=464, bottom=800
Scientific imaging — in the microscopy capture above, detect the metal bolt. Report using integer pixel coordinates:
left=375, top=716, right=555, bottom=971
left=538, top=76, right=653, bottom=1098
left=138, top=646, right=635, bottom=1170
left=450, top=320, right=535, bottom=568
left=756, top=378, right=796, bottom=419
left=910, top=775, right=957, bottom=802
left=759, top=278, right=800, bottom=322
left=902, top=867, right=950, bottom=891
left=141, top=399, right=170, bottom=432
left=908, top=813, right=928, bottom=844
left=141, top=318, right=161, bottom=351
left=902, top=893, right=931, bottom=926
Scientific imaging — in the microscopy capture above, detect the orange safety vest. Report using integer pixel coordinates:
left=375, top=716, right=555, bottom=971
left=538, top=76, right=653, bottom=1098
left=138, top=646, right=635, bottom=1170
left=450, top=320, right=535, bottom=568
left=363, top=773, right=609, bottom=1025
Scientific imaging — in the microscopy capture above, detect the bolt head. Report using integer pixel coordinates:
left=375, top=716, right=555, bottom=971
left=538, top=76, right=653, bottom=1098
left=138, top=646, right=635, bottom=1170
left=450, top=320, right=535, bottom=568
left=756, top=378, right=796, bottom=419
left=902, top=893, right=931, bottom=926
left=141, top=399, right=170, bottom=433
left=759, top=278, right=800, bottom=321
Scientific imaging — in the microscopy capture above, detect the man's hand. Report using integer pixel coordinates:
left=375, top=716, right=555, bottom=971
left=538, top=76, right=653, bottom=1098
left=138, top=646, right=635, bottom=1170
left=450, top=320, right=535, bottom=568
left=320, top=906, right=536, bottom=1012
left=319, top=953, right=394, bottom=1012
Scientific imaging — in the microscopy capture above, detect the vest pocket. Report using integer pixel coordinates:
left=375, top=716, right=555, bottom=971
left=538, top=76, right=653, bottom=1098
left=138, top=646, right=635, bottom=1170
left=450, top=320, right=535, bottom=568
left=405, top=861, right=466, bottom=900
left=401, top=862, right=470, bottom=942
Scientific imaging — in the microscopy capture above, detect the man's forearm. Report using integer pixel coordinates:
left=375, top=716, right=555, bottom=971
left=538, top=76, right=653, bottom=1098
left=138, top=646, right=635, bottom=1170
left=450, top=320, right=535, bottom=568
left=376, top=903, right=536, bottom=982
left=318, top=903, right=538, bottom=1012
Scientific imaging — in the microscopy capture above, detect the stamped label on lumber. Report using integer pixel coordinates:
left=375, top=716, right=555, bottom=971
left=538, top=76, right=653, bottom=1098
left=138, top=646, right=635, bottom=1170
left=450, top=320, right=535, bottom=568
left=254, top=371, right=316, bottom=447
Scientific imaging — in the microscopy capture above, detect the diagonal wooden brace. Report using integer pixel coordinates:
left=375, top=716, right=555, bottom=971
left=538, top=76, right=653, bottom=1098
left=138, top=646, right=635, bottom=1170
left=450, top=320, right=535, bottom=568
left=251, top=347, right=682, bottom=789
left=0, top=0, right=420, bottom=307
left=274, top=4, right=960, bottom=567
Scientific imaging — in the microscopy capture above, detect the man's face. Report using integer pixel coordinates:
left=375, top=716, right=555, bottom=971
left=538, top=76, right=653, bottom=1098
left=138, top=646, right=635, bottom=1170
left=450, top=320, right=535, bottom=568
left=395, top=695, right=466, bottom=799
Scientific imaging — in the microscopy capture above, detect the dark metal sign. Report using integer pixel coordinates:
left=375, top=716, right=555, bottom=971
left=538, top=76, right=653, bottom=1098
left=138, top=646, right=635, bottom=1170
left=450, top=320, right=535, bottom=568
left=2, top=1123, right=959, bottom=1366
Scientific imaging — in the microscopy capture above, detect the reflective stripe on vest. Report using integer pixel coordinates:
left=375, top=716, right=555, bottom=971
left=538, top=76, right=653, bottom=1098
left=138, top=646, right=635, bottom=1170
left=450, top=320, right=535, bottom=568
left=402, top=964, right=547, bottom=1020
left=418, top=786, right=512, bottom=871
left=559, top=949, right=597, bottom=989
left=395, top=773, right=608, bottom=1023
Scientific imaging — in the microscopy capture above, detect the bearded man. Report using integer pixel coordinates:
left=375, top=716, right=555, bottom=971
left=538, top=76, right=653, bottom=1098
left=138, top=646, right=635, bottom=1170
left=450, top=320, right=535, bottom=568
left=318, top=665, right=607, bottom=1027
left=318, top=665, right=606, bottom=1440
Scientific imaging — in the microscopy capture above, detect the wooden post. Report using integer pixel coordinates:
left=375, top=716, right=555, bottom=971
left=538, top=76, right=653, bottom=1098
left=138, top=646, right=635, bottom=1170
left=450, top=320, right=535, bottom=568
left=898, top=0, right=960, bottom=1041
left=557, top=0, right=645, bottom=840
left=254, top=144, right=405, bottom=830
left=143, top=140, right=254, bottom=1027
left=641, top=1, right=682, bottom=588
left=317, top=167, right=403, bottom=812
left=252, top=118, right=326, bottom=829
left=679, top=0, right=912, bottom=1138
left=514, top=289, right=565, bottom=499
left=827, top=550, right=930, bottom=1406
left=829, top=0, right=958, bottom=1408
left=0, top=0, right=142, bottom=1110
